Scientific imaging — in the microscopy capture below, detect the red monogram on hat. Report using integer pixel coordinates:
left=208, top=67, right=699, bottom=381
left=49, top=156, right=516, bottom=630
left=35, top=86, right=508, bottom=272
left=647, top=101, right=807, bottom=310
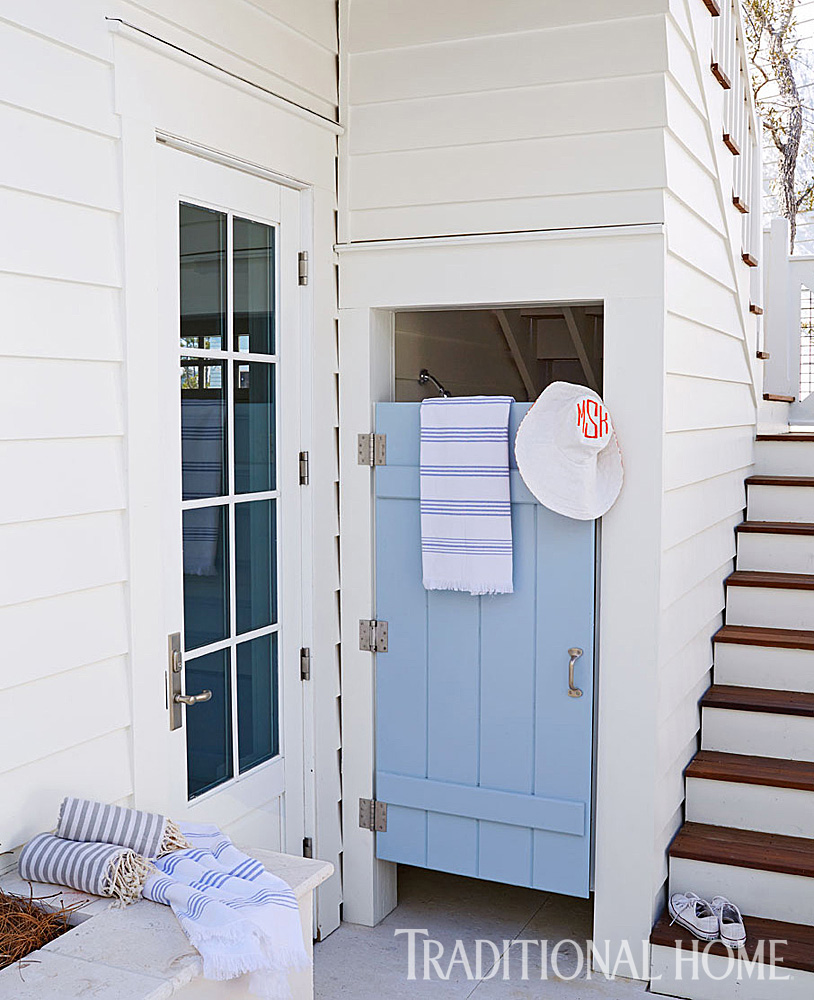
left=576, top=398, right=609, bottom=440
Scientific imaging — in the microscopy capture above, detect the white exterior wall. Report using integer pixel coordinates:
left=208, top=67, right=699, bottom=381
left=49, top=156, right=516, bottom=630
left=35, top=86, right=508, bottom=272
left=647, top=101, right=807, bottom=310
left=653, top=0, right=759, bottom=913
left=0, top=0, right=343, bottom=937
left=340, top=0, right=670, bottom=242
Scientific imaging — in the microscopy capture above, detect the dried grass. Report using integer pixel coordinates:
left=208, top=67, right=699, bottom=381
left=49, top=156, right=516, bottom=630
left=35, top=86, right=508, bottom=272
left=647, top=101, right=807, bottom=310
left=0, top=890, right=77, bottom=970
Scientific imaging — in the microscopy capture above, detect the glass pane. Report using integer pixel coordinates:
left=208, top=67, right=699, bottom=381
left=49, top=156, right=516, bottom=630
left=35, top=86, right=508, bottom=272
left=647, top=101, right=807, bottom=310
left=181, top=358, right=228, bottom=500
left=233, top=216, right=275, bottom=354
left=183, top=504, right=230, bottom=649
left=186, top=648, right=233, bottom=798
left=235, top=499, right=277, bottom=634
left=180, top=204, right=226, bottom=350
left=234, top=362, right=275, bottom=494
left=237, top=633, right=279, bottom=773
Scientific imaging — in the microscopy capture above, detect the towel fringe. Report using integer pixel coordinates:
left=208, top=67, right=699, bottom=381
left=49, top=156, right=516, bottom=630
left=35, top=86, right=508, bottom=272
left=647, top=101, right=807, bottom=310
left=105, top=851, right=155, bottom=905
left=159, top=819, right=192, bottom=856
left=422, top=577, right=514, bottom=596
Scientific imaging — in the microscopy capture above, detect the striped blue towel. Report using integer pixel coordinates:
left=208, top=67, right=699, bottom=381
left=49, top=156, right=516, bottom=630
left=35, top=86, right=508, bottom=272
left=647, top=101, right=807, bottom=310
left=420, top=396, right=514, bottom=595
left=143, top=823, right=308, bottom=999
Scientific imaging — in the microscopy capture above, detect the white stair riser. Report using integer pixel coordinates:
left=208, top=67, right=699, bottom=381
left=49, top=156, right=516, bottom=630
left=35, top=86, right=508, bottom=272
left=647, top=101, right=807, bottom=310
left=737, top=532, right=814, bottom=574
left=725, top=586, right=814, bottom=631
left=714, top=642, right=814, bottom=694
left=701, top=707, right=814, bottom=762
left=651, top=944, right=813, bottom=1000
left=747, top=485, right=814, bottom=523
left=686, top=777, right=814, bottom=838
left=755, top=440, right=814, bottom=477
left=670, top=857, right=814, bottom=925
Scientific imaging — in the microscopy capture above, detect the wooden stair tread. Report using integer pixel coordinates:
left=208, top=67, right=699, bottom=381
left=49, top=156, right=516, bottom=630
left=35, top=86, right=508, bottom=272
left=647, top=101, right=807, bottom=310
left=651, top=908, right=814, bottom=973
left=686, top=750, right=814, bottom=792
left=746, top=474, right=814, bottom=487
left=736, top=520, right=814, bottom=536
left=757, top=433, right=814, bottom=442
left=701, top=684, right=814, bottom=718
left=726, top=569, right=814, bottom=591
left=669, top=822, right=814, bottom=878
left=714, top=624, right=814, bottom=650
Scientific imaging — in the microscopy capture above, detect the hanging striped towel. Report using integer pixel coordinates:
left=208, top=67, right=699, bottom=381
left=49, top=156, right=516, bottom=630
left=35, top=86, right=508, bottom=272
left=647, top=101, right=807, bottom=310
left=142, top=823, right=308, bottom=1000
left=420, top=396, right=514, bottom=595
left=19, top=833, right=154, bottom=905
left=57, top=797, right=190, bottom=858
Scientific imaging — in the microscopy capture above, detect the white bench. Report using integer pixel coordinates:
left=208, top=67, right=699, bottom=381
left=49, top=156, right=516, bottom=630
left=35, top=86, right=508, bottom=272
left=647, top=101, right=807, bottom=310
left=0, top=846, right=333, bottom=1000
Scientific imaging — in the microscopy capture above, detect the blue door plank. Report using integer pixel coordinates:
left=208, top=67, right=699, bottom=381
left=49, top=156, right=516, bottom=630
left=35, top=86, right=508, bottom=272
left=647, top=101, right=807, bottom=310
left=375, top=402, right=595, bottom=896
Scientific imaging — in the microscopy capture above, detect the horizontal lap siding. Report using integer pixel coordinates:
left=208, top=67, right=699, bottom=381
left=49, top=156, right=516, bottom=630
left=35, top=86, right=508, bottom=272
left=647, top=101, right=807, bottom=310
left=342, top=2, right=670, bottom=240
left=0, top=3, right=130, bottom=849
left=0, top=4, right=342, bottom=938
left=652, top=0, right=757, bottom=917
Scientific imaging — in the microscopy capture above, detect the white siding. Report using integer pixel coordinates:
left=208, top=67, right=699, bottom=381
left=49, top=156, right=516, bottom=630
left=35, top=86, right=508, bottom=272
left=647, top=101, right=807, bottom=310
left=340, top=0, right=670, bottom=241
left=0, top=0, right=342, bottom=935
left=653, top=0, right=758, bottom=914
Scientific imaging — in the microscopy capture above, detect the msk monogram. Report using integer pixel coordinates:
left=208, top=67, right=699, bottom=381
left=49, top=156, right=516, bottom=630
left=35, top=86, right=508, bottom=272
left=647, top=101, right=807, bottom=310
left=576, top=399, right=609, bottom=439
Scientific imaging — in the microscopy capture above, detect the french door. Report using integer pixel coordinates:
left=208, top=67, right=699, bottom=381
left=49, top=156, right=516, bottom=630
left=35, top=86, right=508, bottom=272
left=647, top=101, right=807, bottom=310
left=154, top=146, right=305, bottom=848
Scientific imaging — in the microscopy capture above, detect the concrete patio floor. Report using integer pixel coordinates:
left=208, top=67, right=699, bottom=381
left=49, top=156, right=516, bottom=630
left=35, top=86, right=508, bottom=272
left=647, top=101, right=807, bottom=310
left=314, top=866, right=664, bottom=998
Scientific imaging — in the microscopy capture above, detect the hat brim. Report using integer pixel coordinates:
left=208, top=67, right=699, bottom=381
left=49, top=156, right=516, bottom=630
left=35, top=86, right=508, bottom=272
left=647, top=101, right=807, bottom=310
left=514, top=382, right=624, bottom=520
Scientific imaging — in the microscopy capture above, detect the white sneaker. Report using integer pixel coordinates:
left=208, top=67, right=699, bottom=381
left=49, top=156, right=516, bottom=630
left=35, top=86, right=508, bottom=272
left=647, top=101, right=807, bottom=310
left=668, top=891, right=720, bottom=942
left=712, top=896, right=747, bottom=949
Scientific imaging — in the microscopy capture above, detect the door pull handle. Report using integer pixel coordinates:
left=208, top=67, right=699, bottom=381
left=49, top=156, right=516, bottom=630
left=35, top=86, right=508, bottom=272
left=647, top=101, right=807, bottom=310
left=174, top=690, right=212, bottom=706
left=567, top=647, right=584, bottom=699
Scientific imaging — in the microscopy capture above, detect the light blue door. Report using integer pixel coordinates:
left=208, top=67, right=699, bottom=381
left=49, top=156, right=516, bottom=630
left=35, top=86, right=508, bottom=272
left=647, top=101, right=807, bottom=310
left=374, top=402, right=596, bottom=897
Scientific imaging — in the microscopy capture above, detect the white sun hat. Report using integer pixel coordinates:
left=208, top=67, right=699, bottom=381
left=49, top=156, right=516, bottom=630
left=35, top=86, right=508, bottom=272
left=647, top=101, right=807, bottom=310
left=514, top=381, right=623, bottom=520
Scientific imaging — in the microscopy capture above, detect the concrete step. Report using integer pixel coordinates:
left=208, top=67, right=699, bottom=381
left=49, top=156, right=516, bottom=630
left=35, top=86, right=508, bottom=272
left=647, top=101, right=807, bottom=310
left=668, top=823, right=814, bottom=926
left=736, top=523, right=814, bottom=574
left=755, top=434, right=814, bottom=477
left=724, top=572, right=814, bottom=631
left=746, top=478, right=814, bottom=523
left=714, top=626, right=814, bottom=693
left=685, top=751, right=814, bottom=838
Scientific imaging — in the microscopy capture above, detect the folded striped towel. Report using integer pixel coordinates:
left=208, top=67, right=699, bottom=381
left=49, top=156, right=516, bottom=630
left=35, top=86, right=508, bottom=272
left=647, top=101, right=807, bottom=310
left=57, top=797, right=190, bottom=858
left=143, top=823, right=308, bottom=1000
left=19, top=833, right=154, bottom=904
left=420, top=396, right=514, bottom=595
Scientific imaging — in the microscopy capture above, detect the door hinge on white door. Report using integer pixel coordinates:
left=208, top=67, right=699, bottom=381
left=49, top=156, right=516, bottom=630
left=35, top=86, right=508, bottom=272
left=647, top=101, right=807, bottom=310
left=300, top=647, right=311, bottom=681
left=302, top=836, right=313, bottom=859
left=298, top=251, right=309, bottom=286
left=299, top=451, right=309, bottom=485
left=357, top=433, right=386, bottom=466
left=359, top=619, right=388, bottom=652
left=358, top=798, right=388, bottom=832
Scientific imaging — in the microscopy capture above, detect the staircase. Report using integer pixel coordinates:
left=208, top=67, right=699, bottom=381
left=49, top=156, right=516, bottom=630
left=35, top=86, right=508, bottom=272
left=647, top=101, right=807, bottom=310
left=650, top=433, right=814, bottom=999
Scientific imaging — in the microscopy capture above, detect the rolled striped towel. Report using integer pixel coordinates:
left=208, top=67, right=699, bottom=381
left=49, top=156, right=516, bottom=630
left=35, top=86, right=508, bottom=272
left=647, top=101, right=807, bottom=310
left=57, top=797, right=190, bottom=858
left=19, top=833, right=154, bottom=905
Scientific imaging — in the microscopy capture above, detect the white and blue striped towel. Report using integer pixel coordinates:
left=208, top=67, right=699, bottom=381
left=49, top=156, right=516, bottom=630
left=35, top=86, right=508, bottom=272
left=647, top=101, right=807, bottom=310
left=420, top=396, right=514, bottom=595
left=143, top=823, right=308, bottom=1000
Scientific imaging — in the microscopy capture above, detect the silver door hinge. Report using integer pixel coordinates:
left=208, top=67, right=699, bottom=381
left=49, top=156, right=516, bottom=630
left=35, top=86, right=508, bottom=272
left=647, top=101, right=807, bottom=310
left=300, top=647, right=311, bottom=681
left=298, top=251, right=309, bottom=286
left=302, top=836, right=313, bottom=859
left=357, top=433, right=386, bottom=467
left=359, top=619, right=388, bottom=652
left=299, top=451, right=309, bottom=486
left=358, top=798, right=388, bottom=832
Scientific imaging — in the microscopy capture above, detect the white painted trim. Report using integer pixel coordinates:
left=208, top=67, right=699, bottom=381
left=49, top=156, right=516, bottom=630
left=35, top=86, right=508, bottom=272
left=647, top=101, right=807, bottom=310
left=156, top=132, right=311, bottom=192
left=107, top=18, right=343, bottom=136
left=334, top=222, right=665, bottom=254
left=337, top=228, right=667, bottom=964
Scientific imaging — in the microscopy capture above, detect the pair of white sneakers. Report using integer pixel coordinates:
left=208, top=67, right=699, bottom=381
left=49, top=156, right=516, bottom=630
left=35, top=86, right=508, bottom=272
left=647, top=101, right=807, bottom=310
left=668, top=892, right=747, bottom=949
